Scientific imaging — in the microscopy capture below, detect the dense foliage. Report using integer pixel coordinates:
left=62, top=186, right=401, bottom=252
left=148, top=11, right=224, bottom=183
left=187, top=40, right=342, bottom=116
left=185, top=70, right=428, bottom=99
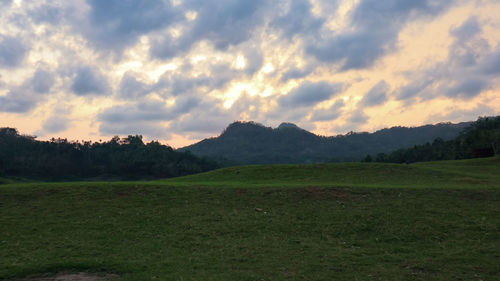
left=0, top=128, right=219, bottom=180
left=369, top=116, right=500, bottom=163
left=180, top=121, right=470, bottom=165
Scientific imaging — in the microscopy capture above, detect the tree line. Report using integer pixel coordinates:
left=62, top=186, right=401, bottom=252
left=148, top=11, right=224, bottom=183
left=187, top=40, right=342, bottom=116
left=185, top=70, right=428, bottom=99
left=365, top=116, right=500, bottom=163
left=0, top=128, right=219, bottom=181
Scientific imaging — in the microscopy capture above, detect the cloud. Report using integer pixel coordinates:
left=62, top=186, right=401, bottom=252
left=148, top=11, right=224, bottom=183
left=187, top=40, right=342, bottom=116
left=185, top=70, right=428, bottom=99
left=0, top=36, right=27, bottom=68
left=32, top=69, right=55, bottom=94
left=0, top=91, right=38, bottom=113
left=0, top=0, right=12, bottom=8
left=480, top=51, right=500, bottom=75
left=0, top=68, right=55, bottom=113
left=395, top=16, right=499, bottom=103
left=166, top=94, right=264, bottom=138
left=359, top=80, right=389, bottom=107
left=153, top=61, right=243, bottom=98
left=83, top=0, right=180, bottom=51
left=280, top=64, right=315, bottom=82
left=444, top=77, right=489, bottom=99
left=278, top=81, right=344, bottom=108
left=395, top=77, right=434, bottom=101
left=117, top=71, right=152, bottom=100
left=151, top=0, right=267, bottom=59
left=98, top=96, right=205, bottom=138
left=450, top=16, right=481, bottom=41
left=71, top=66, right=110, bottom=96
left=331, top=108, right=369, bottom=133
left=306, top=0, right=455, bottom=70
left=42, top=115, right=70, bottom=134
left=27, top=1, right=64, bottom=25
left=168, top=105, right=235, bottom=136
left=98, top=101, right=173, bottom=123
left=271, top=0, right=325, bottom=39
left=97, top=101, right=173, bottom=138
left=310, top=99, right=345, bottom=122
left=426, top=103, right=497, bottom=123
left=348, top=109, right=368, bottom=124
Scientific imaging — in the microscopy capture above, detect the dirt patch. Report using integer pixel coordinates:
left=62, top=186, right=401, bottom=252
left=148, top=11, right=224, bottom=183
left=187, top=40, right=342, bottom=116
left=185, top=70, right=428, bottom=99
left=455, top=177, right=490, bottom=185
left=301, top=187, right=347, bottom=199
left=19, top=272, right=119, bottom=281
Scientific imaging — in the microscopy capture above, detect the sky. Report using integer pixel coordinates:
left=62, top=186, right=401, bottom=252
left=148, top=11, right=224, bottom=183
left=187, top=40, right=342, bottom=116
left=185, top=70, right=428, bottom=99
left=0, top=0, right=499, bottom=148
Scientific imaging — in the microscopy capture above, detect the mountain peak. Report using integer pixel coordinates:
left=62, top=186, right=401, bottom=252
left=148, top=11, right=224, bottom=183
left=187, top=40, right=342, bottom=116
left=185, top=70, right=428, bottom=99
left=221, top=121, right=270, bottom=136
left=277, top=122, right=300, bottom=130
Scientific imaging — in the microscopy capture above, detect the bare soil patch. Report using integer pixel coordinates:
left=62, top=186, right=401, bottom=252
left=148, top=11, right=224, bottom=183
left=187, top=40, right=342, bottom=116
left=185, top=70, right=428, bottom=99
left=301, top=187, right=346, bottom=199
left=19, top=272, right=119, bottom=281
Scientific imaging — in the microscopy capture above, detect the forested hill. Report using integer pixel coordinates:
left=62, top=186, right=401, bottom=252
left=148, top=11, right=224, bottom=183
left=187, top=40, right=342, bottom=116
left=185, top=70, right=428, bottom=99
left=0, top=128, right=219, bottom=181
left=179, top=121, right=471, bottom=165
left=370, top=116, right=500, bottom=163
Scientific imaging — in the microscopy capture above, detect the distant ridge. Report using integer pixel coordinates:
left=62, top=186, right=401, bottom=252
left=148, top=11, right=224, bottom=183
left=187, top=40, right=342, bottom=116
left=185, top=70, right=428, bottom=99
left=179, top=120, right=472, bottom=165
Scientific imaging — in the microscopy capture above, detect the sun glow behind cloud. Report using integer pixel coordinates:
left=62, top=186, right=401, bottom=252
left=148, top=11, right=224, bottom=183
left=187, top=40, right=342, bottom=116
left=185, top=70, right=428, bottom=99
left=0, top=0, right=499, bottom=147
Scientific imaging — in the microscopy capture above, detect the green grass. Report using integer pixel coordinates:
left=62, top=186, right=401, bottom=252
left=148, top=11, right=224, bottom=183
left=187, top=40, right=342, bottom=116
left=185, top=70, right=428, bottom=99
left=162, top=157, right=500, bottom=189
left=0, top=158, right=499, bottom=280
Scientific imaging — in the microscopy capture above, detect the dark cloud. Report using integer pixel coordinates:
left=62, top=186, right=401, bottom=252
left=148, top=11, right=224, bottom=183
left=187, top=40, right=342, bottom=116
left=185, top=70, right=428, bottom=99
left=97, top=101, right=174, bottom=138
left=32, top=69, right=55, bottom=94
left=348, top=109, right=368, bottom=124
left=450, top=16, right=481, bottom=41
left=306, top=0, right=455, bottom=70
left=187, top=0, right=265, bottom=50
left=118, top=72, right=152, bottom=100
left=153, top=61, right=244, bottom=98
left=480, top=49, right=500, bottom=75
left=28, top=2, right=64, bottom=24
left=84, top=0, right=180, bottom=51
left=155, top=74, right=210, bottom=97
left=42, top=115, right=70, bottom=134
left=0, top=0, right=12, bottom=7
left=359, top=80, right=389, bottom=107
left=280, top=65, right=315, bottom=82
left=151, top=0, right=266, bottom=59
left=71, top=66, right=110, bottom=96
left=0, top=68, right=56, bottom=113
left=271, top=0, right=325, bottom=39
left=98, top=95, right=206, bottom=138
left=396, top=77, right=434, bottom=101
left=445, top=77, right=489, bottom=99
left=98, top=101, right=173, bottom=123
left=448, top=17, right=487, bottom=68
left=241, top=45, right=264, bottom=76
left=0, top=36, right=27, bottom=68
left=278, top=81, right=344, bottom=108
left=171, top=96, right=201, bottom=116
left=310, top=99, right=345, bottom=122
left=0, top=91, right=38, bottom=113
left=307, top=30, right=392, bottom=70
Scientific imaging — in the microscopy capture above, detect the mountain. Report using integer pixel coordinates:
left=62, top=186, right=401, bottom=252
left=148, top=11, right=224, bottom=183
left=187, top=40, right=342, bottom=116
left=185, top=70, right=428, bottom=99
left=179, top=120, right=472, bottom=165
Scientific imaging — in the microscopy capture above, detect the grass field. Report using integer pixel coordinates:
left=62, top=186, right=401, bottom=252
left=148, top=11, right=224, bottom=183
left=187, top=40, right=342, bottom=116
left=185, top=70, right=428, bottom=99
left=0, top=158, right=499, bottom=280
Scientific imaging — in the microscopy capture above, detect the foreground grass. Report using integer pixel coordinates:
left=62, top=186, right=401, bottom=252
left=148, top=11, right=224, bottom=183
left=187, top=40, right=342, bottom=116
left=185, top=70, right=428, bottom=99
left=0, top=158, right=499, bottom=280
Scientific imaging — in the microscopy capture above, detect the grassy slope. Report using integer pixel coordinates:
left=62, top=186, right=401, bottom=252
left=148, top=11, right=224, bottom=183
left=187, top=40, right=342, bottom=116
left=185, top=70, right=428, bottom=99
left=163, top=157, right=500, bottom=189
left=0, top=158, right=499, bottom=281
